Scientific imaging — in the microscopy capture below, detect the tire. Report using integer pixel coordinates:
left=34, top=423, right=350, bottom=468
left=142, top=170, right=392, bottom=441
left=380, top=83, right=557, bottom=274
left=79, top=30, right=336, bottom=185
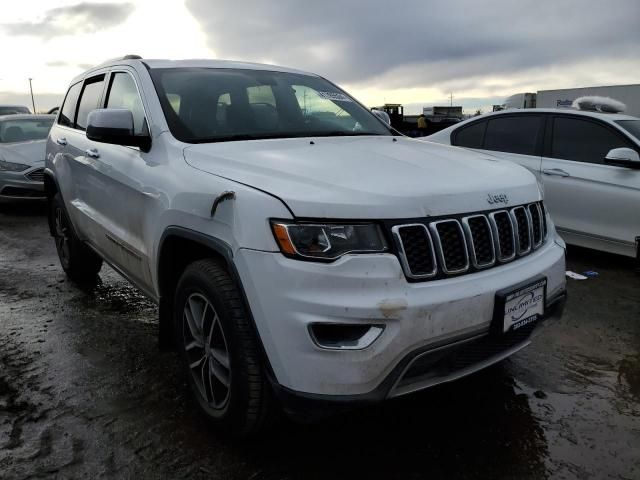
left=174, top=258, right=275, bottom=437
left=50, top=193, right=103, bottom=282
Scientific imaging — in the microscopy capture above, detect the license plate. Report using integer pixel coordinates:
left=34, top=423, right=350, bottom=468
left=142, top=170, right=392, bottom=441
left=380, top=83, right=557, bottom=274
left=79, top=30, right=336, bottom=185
left=495, top=278, right=546, bottom=333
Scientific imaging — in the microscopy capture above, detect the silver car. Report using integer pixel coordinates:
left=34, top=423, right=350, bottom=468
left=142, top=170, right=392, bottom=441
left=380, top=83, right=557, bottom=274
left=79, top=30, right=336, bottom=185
left=427, top=108, right=640, bottom=260
left=0, top=114, right=55, bottom=202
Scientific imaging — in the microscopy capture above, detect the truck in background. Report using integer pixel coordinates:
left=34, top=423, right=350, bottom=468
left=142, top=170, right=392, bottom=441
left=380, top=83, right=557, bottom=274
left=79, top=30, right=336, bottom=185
left=372, top=103, right=462, bottom=136
left=494, top=84, right=640, bottom=116
left=536, top=84, right=640, bottom=116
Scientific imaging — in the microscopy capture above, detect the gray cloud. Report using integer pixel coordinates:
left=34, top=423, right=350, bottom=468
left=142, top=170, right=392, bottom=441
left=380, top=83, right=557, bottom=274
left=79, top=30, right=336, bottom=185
left=3, top=2, right=133, bottom=38
left=186, top=0, right=640, bottom=90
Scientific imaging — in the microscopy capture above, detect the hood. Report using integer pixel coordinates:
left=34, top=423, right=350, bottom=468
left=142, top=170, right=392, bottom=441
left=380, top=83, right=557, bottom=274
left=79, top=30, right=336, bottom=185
left=0, top=140, right=46, bottom=167
left=184, top=136, right=540, bottom=219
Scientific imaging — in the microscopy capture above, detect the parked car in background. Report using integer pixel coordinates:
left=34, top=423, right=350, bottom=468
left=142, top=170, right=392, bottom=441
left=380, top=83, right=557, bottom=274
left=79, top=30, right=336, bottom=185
left=46, top=56, right=566, bottom=436
left=427, top=106, right=640, bottom=260
left=0, top=105, right=31, bottom=115
left=0, top=114, right=55, bottom=201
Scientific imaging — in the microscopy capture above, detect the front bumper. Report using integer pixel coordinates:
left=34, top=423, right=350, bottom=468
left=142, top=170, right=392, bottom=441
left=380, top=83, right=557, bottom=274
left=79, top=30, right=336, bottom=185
left=0, top=166, right=45, bottom=201
left=235, top=235, right=566, bottom=400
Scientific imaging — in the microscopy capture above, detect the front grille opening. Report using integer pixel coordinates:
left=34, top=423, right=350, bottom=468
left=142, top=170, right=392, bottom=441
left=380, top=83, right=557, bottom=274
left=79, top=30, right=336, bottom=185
left=397, top=225, right=435, bottom=276
left=434, top=221, right=468, bottom=272
left=467, top=216, right=494, bottom=266
left=513, top=207, right=531, bottom=253
left=540, top=203, right=548, bottom=238
left=310, top=324, right=383, bottom=350
left=528, top=204, right=542, bottom=246
left=493, top=212, right=515, bottom=259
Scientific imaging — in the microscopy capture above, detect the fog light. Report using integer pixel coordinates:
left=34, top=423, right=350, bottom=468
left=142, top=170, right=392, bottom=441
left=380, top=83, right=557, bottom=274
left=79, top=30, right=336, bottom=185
left=309, top=323, right=384, bottom=350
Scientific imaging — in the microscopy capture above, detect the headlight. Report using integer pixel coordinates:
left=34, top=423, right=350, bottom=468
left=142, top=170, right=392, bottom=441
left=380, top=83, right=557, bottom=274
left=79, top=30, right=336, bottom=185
left=0, top=160, right=30, bottom=172
left=271, top=221, right=388, bottom=261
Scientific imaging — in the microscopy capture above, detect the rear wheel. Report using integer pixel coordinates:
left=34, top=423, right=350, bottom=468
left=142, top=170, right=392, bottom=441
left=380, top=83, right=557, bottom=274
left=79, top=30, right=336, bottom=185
left=174, top=259, right=275, bottom=437
left=50, top=194, right=102, bottom=282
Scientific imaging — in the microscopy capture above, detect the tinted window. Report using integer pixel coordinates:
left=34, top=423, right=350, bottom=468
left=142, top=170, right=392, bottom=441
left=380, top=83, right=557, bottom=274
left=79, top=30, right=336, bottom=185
left=484, top=115, right=542, bottom=155
left=58, top=82, right=82, bottom=127
left=453, top=121, right=486, bottom=148
left=106, top=72, right=146, bottom=135
left=615, top=120, right=640, bottom=142
left=76, top=76, right=105, bottom=131
left=552, top=117, right=634, bottom=164
left=150, top=68, right=391, bottom=143
left=0, top=117, right=54, bottom=143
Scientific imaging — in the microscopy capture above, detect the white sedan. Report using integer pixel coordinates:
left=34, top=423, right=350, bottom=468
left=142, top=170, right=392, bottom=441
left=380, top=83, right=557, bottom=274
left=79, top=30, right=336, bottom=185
left=427, top=106, right=640, bottom=260
left=0, top=114, right=55, bottom=202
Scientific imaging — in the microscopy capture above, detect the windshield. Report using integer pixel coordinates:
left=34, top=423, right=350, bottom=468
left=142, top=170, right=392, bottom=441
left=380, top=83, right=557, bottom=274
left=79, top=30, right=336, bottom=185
left=0, top=118, right=54, bottom=143
left=150, top=68, right=391, bottom=143
left=615, top=120, right=640, bottom=142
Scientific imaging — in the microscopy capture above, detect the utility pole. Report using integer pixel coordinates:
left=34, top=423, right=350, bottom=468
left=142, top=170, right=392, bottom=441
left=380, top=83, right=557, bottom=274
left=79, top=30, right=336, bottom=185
left=28, top=78, right=36, bottom=113
left=449, top=92, right=454, bottom=107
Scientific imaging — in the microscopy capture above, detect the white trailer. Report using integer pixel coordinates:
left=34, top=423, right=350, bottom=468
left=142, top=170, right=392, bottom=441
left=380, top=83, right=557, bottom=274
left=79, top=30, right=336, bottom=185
left=536, top=84, right=640, bottom=117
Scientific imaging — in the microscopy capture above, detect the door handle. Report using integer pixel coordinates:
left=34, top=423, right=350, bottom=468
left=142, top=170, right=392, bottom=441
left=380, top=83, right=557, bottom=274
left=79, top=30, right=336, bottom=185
left=542, top=168, right=570, bottom=177
left=85, top=148, right=100, bottom=159
left=56, top=137, right=67, bottom=146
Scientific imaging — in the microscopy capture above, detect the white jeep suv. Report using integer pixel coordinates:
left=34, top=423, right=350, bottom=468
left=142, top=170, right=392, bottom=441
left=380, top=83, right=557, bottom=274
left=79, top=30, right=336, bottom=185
left=45, top=56, right=566, bottom=436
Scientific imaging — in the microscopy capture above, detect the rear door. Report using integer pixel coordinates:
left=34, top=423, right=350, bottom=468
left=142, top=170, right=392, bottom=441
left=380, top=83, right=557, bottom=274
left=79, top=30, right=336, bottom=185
left=452, top=114, right=545, bottom=181
left=540, top=115, right=640, bottom=255
left=63, top=74, right=109, bottom=247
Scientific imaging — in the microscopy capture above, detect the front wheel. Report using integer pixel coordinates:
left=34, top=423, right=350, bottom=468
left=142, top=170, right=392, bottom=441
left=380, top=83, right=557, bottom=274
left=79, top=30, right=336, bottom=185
left=50, top=194, right=102, bottom=282
left=174, top=259, right=275, bottom=437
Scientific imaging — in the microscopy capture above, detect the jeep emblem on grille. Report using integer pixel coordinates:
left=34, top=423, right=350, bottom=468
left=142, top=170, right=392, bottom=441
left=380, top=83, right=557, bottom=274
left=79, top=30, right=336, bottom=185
left=487, top=193, right=509, bottom=205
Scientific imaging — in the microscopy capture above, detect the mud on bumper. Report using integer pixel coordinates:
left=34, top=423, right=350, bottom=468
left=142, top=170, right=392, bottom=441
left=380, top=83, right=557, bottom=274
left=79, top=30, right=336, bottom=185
left=272, top=290, right=566, bottom=420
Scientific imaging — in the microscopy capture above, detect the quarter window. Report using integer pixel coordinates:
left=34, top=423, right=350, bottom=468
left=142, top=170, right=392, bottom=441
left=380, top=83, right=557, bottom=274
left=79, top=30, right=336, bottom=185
left=551, top=117, right=634, bottom=164
left=105, top=72, right=146, bottom=135
left=453, top=121, right=486, bottom=148
left=76, top=76, right=106, bottom=131
left=483, top=115, right=542, bottom=155
left=58, top=82, right=82, bottom=127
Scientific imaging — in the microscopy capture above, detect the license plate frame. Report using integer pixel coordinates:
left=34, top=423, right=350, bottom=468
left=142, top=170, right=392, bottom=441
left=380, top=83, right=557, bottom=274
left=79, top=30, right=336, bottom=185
left=492, top=277, right=547, bottom=335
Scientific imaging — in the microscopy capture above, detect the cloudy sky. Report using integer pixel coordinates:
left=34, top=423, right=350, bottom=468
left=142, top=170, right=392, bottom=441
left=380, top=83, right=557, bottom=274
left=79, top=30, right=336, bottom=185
left=1, top=0, right=639, bottom=113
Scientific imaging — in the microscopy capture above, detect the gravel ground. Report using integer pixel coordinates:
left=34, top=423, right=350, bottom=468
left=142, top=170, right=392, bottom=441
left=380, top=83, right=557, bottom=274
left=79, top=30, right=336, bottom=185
left=1, top=203, right=639, bottom=480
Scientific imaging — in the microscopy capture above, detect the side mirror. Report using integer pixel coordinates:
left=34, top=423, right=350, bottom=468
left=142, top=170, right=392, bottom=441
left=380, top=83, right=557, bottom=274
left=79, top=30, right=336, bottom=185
left=86, top=109, right=150, bottom=151
left=371, top=109, right=391, bottom=126
left=604, top=147, right=640, bottom=168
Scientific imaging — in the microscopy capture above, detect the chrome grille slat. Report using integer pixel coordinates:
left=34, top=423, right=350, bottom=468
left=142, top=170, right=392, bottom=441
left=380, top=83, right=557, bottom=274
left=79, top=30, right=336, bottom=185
left=392, top=224, right=437, bottom=279
left=488, top=210, right=516, bottom=262
left=392, top=202, right=546, bottom=281
left=462, top=215, right=496, bottom=268
left=429, top=220, right=469, bottom=274
left=510, top=206, right=532, bottom=255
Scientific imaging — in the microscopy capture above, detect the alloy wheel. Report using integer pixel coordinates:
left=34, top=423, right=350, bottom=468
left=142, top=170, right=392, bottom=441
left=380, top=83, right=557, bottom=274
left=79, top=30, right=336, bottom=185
left=182, top=293, right=231, bottom=410
left=54, top=207, right=71, bottom=267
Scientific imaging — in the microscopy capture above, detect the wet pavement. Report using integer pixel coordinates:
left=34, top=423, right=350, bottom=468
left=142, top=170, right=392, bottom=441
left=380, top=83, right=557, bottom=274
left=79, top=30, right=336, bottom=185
left=1, top=203, right=639, bottom=480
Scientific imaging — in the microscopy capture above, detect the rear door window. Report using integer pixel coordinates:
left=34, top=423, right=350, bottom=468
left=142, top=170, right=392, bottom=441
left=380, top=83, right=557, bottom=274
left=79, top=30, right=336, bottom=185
left=483, top=115, right=542, bottom=155
left=76, top=75, right=106, bottom=131
left=453, top=121, right=486, bottom=148
left=58, top=82, right=82, bottom=128
left=551, top=117, right=636, bottom=164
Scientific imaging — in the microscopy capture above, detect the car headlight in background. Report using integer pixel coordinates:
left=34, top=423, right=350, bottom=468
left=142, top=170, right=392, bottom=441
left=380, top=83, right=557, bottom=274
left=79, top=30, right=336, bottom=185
left=0, top=160, right=30, bottom=172
left=271, top=221, right=388, bottom=260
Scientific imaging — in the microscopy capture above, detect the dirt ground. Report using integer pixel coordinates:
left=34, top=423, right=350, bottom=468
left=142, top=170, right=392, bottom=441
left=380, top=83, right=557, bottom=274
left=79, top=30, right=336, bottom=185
left=1, top=203, right=639, bottom=480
